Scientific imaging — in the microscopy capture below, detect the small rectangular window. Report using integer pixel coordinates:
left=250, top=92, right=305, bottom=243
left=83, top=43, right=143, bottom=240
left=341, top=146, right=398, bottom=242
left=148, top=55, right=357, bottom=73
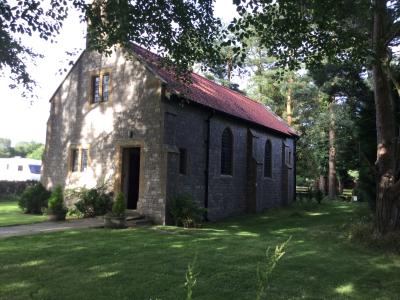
left=81, top=149, right=88, bottom=172
left=92, top=75, right=100, bottom=103
left=71, top=149, right=79, bottom=172
left=18, top=165, right=23, bottom=171
left=102, top=74, right=110, bottom=101
left=179, top=148, right=187, bottom=175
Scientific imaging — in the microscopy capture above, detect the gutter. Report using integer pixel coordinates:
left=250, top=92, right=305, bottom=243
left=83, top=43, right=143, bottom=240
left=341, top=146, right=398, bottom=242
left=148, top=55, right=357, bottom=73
left=204, top=110, right=214, bottom=221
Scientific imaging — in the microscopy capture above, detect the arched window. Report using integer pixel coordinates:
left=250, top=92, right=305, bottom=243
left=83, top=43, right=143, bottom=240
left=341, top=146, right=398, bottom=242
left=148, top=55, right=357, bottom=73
left=221, top=128, right=233, bottom=175
left=264, top=140, right=272, bottom=177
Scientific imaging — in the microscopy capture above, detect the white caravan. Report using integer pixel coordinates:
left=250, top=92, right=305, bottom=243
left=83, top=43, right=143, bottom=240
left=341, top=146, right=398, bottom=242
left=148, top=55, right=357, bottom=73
left=0, top=157, right=41, bottom=181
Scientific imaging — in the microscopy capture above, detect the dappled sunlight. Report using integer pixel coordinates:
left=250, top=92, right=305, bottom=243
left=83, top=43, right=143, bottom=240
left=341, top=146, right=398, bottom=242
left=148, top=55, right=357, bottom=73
left=97, top=271, right=120, bottom=279
left=20, top=260, right=45, bottom=267
left=0, top=201, right=399, bottom=299
left=335, top=283, right=354, bottom=295
left=235, top=231, right=259, bottom=237
left=2, top=281, right=31, bottom=293
left=305, top=212, right=329, bottom=216
left=170, top=243, right=184, bottom=249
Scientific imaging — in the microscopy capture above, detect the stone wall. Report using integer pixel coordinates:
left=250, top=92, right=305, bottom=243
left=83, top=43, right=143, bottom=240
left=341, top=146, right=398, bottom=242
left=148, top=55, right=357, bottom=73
left=163, top=99, right=296, bottom=222
left=42, top=47, right=166, bottom=224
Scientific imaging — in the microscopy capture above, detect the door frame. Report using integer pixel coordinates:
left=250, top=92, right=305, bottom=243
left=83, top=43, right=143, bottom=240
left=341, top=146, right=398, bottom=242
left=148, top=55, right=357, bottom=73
left=114, top=140, right=145, bottom=208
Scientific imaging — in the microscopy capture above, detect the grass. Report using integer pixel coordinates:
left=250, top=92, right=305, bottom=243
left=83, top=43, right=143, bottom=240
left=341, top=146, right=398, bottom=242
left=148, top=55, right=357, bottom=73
left=0, top=196, right=47, bottom=227
left=0, top=201, right=399, bottom=299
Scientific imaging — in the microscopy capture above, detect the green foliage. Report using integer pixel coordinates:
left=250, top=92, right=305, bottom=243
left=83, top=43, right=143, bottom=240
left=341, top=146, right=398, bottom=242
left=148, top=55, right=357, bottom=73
left=0, top=138, right=44, bottom=159
left=18, top=183, right=50, bottom=214
left=346, top=208, right=400, bottom=253
left=13, top=141, right=43, bottom=158
left=48, top=185, right=67, bottom=218
left=26, top=144, right=45, bottom=160
left=111, top=192, right=125, bottom=217
left=0, top=1, right=71, bottom=94
left=169, top=195, right=205, bottom=228
left=312, top=189, right=324, bottom=204
left=0, top=138, right=12, bottom=158
left=256, top=237, right=291, bottom=300
left=73, top=186, right=113, bottom=218
left=185, top=255, right=198, bottom=300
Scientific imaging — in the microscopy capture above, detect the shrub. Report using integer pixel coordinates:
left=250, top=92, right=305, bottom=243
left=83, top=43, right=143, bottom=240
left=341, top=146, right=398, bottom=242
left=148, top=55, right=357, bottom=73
left=48, top=185, right=68, bottom=220
left=312, top=188, right=324, bottom=204
left=112, top=192, right=125, bottom=217
left=169, top=195, right=206, bottom=228
left=18, top=183, right=50, bottom=214
left=74, top=186, right=113, bottom=217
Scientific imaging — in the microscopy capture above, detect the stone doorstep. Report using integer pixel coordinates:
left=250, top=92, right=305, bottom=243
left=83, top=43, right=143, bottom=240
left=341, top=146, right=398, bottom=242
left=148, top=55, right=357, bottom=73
left=125, top=209, right=153, bottom=227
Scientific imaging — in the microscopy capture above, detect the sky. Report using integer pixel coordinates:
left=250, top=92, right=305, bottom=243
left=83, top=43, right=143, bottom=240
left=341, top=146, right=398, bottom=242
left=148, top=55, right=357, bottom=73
left=0, top=1, right=238, bottom=146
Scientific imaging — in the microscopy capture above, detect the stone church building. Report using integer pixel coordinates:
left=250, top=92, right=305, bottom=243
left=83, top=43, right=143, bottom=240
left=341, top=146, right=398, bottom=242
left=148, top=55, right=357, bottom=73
left=42, top=44, right=298, bottom=224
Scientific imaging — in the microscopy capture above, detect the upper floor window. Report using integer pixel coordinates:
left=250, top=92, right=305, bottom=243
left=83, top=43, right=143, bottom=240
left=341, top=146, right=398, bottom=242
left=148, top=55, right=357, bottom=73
left=264, top=140, right=272, bottom=178
left=91, top=72, right=110, bottom=104
left=221, top=128, right=233, bottom=175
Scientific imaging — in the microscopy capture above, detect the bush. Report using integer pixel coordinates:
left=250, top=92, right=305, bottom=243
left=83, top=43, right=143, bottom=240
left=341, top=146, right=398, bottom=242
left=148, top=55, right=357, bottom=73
left=18, top=183, right=50, bottom=214
left=48, top=185, right=68, bottom=220
left=169, top=195, right=206, bottom=228
left=312, top=188, right=324, bottom=204
left=347, top=222, right=400, bottom=253
left=112, top=192, right=125, bottom=217
left=0, top=180, right=37, bottom=197
left=74, top=186, right=113, bottom=217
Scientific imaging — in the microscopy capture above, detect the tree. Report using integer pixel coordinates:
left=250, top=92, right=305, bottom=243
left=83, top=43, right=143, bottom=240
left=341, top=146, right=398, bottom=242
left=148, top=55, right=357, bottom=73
left=27, top=144, right=45, bottom=160
left=4, top=0, right=399, bottom=233
left=0, top=0, right=75, bottom=94
left=13, top=141, right=43, bottom=158
left=230, top=0, right=400, bottom=234
left=0, top=138, right=12, bottom=158
left=1, top=0, right=223, bottom=93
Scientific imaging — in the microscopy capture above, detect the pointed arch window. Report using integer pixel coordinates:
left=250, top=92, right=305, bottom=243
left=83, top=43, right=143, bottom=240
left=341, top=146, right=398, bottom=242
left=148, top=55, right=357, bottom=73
left=221, top=128, right=233, bottom=175
left=264, top=140, right=272, bottom=178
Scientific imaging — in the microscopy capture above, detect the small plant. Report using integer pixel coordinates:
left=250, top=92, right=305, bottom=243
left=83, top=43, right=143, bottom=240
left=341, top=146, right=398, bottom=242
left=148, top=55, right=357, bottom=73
left=74, top=186, right=113, bottom=217
left=18, top=183, right=50, bottom=214
left=112, top=192, right=126, bottom=217
left=104, top=192, right=126, bottom=229
left=48, top=185, right=68, bottom=221
left=185, top=255, right=198, bottom=300
left=256, top=237, right=291, bottom=300
left=169, top=195, right=206, bottom=228
left=312, top=188, right=324, bottom=204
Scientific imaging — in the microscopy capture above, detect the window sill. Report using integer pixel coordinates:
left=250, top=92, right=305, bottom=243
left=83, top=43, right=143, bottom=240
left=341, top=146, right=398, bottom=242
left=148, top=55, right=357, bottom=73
left=220, top=174, right=233, bottom=178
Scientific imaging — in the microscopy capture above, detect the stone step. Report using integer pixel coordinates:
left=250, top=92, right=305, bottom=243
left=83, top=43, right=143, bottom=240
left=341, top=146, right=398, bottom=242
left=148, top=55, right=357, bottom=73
left=125, top=209, right=142, bottom=218
left=126, top=218, right=153, bottom=227
left=126, top=215, right=144, bottom=221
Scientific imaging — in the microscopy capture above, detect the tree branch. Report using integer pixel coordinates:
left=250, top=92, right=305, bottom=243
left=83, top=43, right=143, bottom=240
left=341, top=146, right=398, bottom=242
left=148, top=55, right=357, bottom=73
left=385, top=21, right=400, bottom=46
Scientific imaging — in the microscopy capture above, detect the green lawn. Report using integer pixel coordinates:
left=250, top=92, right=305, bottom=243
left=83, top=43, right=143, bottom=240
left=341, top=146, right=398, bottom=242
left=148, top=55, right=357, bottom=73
left=0, top=200, right=47, bottom=227
left=0, top=201, right=399, bottom=300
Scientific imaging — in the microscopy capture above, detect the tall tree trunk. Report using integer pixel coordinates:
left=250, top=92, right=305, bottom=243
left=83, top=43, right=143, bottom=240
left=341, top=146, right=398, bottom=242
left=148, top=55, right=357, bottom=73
left=286, top=76, right=293, bottom=126
left=319, top=175, right=327, bottom=195
left=328, top=96, right=337, bottom=198
left=373, top=0, right=400, bottom=234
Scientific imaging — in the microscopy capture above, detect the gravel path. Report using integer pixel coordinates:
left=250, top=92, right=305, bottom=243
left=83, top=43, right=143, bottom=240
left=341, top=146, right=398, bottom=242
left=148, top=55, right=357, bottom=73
left=0, top=217, right=104, bottom=239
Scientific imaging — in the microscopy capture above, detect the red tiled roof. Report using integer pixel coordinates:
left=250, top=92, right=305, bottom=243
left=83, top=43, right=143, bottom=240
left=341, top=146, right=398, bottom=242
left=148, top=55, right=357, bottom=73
left=131, top=44, right=297, bottom=137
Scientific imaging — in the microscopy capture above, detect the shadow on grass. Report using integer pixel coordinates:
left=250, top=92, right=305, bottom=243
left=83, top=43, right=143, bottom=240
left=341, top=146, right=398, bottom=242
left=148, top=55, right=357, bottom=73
left=0, top=201, right=399, bottom=300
